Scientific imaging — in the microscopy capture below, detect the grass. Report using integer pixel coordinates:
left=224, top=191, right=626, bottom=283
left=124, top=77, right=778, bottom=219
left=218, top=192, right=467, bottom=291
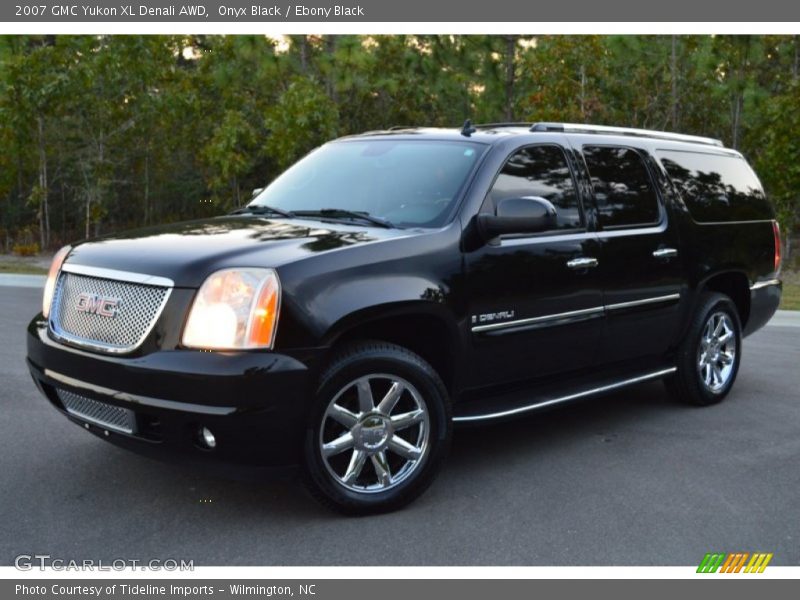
left=779, top=271, right=800, bottom=311
left=0, top=261, right=47, bottom=275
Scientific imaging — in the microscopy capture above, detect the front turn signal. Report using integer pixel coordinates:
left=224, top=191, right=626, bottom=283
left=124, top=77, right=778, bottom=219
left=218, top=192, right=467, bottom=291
left=42, top=245, right=72, bottom=319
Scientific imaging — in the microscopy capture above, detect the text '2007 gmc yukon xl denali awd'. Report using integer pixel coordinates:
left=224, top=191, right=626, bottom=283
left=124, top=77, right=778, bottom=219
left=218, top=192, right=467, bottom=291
left=27, top=122, right=782, bottom=514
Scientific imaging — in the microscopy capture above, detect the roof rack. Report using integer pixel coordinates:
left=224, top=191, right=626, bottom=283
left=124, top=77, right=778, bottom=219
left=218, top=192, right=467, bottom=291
left=530, top=122, right=724, bottom=147
left=473, top=122, right=533, bottom=129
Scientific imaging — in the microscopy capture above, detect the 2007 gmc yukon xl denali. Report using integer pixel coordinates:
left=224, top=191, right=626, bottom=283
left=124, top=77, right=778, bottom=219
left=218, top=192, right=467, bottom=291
left=27, top=122, right=783, bottom=514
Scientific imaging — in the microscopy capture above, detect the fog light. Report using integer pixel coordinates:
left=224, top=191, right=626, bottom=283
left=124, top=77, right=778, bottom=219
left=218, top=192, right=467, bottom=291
left=198, top=427, right=216, bottom=449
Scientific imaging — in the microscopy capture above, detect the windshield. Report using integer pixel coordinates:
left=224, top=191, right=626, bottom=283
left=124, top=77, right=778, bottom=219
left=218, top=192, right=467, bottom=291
left=251, top=139, right=485, bottom=227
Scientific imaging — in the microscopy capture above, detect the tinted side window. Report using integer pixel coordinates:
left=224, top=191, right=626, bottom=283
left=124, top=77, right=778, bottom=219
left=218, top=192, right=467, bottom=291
left=489, top=145, right=582, bottom=230
left=658, top=150, right=772, bottom=222
left=583, top=146, right=660, bottom=228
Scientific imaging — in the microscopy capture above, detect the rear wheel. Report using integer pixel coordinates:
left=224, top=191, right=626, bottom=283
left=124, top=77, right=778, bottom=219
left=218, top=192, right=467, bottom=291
left=665, top=292, right=742, bottom=406
left=303, top=341, right=451, bottom=515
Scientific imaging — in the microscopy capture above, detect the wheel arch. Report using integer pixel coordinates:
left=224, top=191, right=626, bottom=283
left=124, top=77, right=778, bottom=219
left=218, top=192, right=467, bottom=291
left=698, top=270, right=751, bottom=328
left=320, top=303, right=464, bottom=397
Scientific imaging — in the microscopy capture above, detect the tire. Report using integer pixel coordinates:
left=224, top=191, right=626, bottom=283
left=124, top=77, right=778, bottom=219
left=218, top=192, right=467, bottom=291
left=302, top=341, right=451, bottom=515
left=665, top=292, right=742, bottom=406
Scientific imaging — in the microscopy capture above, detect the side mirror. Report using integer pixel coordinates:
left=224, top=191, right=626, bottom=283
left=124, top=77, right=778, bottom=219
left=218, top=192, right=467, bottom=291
left=251, top=187, right=264, bottom=198
left=476, top=196, right=558, bottom=241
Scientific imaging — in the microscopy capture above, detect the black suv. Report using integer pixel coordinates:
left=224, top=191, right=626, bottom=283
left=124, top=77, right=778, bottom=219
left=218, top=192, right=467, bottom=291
left=27, top=122, right=782, bottom=514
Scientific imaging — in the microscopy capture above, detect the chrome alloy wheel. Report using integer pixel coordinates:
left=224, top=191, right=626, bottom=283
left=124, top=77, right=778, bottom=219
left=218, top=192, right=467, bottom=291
left=319, top=374, right=430, bottom=494
left=697, top=311, right=737, bottom=392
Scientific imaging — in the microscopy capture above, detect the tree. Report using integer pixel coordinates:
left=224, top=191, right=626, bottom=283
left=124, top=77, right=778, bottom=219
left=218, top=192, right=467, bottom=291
left=755, top=81, right=800, bottom=252
left=0, top=34, right=797, bottom=252
left=264, top=76, right=339, bottom=170
left=517, top=36, right=609, bottom=123
left=2, top=36, right=69, bottom=248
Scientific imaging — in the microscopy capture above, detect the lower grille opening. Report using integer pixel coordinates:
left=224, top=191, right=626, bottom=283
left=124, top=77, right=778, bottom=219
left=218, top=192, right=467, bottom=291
left=56, top=389, right=137, bottom=435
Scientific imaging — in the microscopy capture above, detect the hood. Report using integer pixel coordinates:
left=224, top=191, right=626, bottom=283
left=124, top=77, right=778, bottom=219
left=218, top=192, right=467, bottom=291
left=64, top=216, right=408, bottom=288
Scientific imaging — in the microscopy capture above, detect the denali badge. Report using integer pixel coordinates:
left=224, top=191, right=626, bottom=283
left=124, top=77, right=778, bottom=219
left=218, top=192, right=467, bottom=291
left=75, top=293, right=121, bottom=318
left=472, top=310, right=516, bottom=324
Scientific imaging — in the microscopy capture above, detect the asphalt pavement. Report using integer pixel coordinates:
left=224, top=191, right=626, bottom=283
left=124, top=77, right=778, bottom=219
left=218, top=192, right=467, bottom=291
left=1, top=281, right=798, bottom=566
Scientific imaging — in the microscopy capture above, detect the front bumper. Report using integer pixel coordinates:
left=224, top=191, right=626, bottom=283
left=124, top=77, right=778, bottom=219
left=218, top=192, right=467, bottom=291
left=27, top=315, right=320, bottom=471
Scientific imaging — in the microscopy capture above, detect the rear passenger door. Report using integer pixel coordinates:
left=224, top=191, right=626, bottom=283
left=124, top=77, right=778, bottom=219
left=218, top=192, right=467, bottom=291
left=578, top=145, right=685, bottom=365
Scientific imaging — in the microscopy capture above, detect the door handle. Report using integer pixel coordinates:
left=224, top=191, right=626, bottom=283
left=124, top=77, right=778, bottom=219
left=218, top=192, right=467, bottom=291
left=566, top=257, right=599, bottom=269
left=652, top=248, right=678, bottom=259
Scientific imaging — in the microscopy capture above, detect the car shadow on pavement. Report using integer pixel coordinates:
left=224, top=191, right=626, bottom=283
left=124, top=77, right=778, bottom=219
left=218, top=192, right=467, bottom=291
left=29, top=380, right=675, bottom=528
left=447, top=380, right=676, bottom=473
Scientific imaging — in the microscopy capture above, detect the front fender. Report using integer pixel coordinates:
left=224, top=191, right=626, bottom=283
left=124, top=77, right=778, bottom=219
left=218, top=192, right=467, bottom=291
left=273, top=226, right=465, bottom=349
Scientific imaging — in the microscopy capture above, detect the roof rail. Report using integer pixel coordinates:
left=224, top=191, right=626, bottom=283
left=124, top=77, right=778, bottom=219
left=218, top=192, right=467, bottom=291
left=388, top=125, right=419, bottom=131
left=530, top=122, right=724, bottom=148
left=474, top=122, right=533, bottom=129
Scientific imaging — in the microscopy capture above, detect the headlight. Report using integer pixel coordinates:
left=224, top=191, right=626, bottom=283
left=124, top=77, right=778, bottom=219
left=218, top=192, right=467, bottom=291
left=42, top=245, right=72, bottom=319
left=182, top=268, right=281, bottom=350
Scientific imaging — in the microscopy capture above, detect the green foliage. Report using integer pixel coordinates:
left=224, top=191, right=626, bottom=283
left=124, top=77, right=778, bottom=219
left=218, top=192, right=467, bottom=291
left=0, top=34, right=798, bottom=252
left=264, top=76, right=339, bottom=170
left=202, top=109, right=260, bottom=206
left=755, top=82, right=800, bottom=232
left=518, top=36, right=610, bottom=123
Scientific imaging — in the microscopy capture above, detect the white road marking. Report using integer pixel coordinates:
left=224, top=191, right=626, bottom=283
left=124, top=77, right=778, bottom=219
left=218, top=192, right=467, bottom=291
left=0, top=274, right=46, bottom=288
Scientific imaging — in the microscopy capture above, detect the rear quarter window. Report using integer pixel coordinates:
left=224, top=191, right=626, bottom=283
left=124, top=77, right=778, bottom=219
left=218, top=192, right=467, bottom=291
left=658, top=150, right=773, bottom=222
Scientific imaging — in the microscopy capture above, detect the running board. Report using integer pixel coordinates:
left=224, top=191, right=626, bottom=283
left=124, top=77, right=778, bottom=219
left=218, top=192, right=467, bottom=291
left=452, top=367, right=676, bottom=423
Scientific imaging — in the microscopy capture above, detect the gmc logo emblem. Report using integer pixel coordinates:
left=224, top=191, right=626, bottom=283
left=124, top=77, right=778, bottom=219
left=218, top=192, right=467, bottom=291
left=75, top=293, right=121, bottom=318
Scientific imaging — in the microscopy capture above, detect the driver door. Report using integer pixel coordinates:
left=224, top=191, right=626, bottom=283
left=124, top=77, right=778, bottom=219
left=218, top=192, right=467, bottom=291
left=465, top=143, right=604, bottom=389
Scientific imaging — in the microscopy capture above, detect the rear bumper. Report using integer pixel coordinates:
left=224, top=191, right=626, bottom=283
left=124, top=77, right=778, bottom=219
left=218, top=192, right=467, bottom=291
left=27, top=315, right=321, bottom=472
left=744, top=278, right=782, bottom=336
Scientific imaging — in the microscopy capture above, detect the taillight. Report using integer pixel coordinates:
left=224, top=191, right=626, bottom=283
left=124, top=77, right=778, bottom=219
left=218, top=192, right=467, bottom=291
left=772, top=220, right=782, bottom=275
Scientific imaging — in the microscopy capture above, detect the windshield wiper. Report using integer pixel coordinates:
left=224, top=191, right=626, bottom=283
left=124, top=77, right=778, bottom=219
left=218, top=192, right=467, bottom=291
left=229, top=204, right=296, bottom=218
left=293, top=209, right=395, bottom=229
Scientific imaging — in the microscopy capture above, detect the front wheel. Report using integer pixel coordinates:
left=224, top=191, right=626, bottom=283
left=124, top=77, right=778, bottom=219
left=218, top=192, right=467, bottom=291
left=303, top=342, right=451, bottom=515
left=665, top=292, right=742, bottom=406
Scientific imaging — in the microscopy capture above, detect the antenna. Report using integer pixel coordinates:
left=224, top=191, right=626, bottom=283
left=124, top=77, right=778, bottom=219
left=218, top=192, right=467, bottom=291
left=460, top=119, right=477, bottom=137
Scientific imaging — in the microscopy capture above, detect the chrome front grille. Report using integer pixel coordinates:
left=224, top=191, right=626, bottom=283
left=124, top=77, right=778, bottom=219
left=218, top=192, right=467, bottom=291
left=57, top=389, right=137, bottom=434
left=49, top=269, right=170, bottom=354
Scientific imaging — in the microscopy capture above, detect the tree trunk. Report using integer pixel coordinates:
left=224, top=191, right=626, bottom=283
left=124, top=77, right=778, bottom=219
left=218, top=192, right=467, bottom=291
left=94, top=137, right=105, bottom=237
left=579, top=64, right=587, bottom=120
left=504, top=35, right=517, bottom=121
left=81, top=162, right=91, bottom=240
left=731, top=93, right=743, bottom=149
left=60, top=184, right=66, bottom=244
left=79, top=150, right=97, bottom=240
left=36, top=114, right=50, bottom=249
left=671, top=35, right=679, bottom=129
left=144, top=148, right=150, bottom=226
left=299, top=36, right=308, bottom=73
left=11, top=61, right=25, bottom=250
left=325, top=36, right=338, bottom=103
left=730, top=36, right=751, bottom=150
left=84, top=191, right=91, bottom=239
